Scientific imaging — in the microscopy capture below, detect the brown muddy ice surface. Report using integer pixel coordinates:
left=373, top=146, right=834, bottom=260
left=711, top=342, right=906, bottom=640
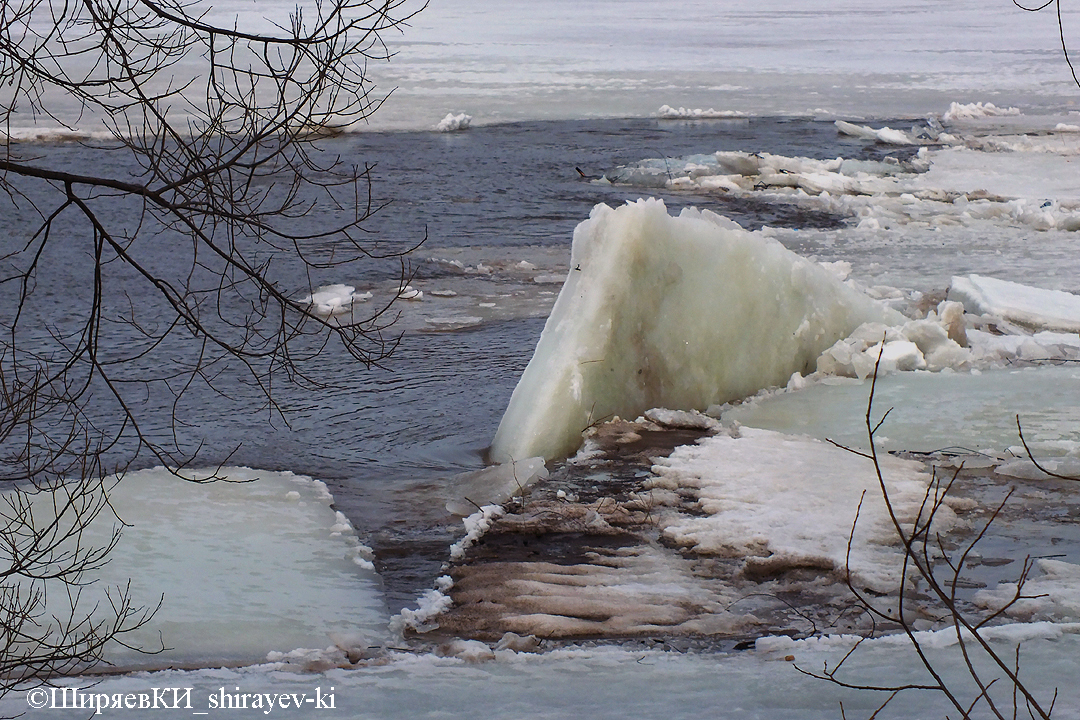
left=410, top=418, right=1080, bottom=650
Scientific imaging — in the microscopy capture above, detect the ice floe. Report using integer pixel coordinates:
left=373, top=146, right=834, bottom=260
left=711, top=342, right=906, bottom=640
left=605, top=108, right=1080, bottom=235
left=397, top=284, right=424, bottom=301
left=435, top=112, right=472, bottom=132
left=975, top=559, right=1080, bottom=622
left=657, top=105, right=747, bottom=119
left=941, top=101, right=1022, bottom=122
left=490, top=199, right=900, bottom=463
left=949, top=274, right=1080, bottom=332
left=301, top=284, right=371, bottom=316
left=834, top=120, right=922, bottom=146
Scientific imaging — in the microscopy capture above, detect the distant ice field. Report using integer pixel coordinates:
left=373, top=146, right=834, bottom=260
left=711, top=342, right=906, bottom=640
left=7, top=0, right=1080, bottom=134
left=366, top=0, right=1080, bottom=129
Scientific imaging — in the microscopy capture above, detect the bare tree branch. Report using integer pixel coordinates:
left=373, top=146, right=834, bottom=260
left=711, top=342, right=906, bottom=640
left=0, top=0, right=423, bottom=697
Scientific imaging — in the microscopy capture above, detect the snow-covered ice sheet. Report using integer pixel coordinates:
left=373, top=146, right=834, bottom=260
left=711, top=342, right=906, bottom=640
left=13, top=0, right=1080, bottom=133
left=950, top=274, right=1080, bottom=331
left=649, top=427, right=956, bottom=593
left=491, top=198, right=899, bottom=462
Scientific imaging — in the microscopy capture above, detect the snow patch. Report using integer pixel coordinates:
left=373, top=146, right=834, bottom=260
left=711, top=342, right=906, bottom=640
left=449, top=505, right=506, bottom=560
left=650, top=427, right=956, bottom=592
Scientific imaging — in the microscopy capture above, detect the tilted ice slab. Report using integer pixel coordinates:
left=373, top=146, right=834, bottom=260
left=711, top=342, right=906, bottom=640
left=490, top=199, right=901, bottom=462
left=9, top=467, right=388, bottom=671
left=949, top=274, right=1080, bottom=332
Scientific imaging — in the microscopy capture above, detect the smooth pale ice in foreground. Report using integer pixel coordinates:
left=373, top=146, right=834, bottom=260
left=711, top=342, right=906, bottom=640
left=11, top=468, right=388, bottom=670
left=490, top=198, right=901, bottom=462
left=3, top=630, right=1078, bottom=719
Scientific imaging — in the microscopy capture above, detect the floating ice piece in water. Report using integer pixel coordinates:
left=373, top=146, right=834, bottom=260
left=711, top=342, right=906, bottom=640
left=445, top=458, right=548, bottom=516
left=994, top=457, right=1080, bottom=480
left=425, top=315, right=483, bottom=329
left=657, top=105, right=746, bottom=119
left=533, top=274, right=565, bottom=284
left=949, top=274, right=1080, bottom=332
left=490, top=199, right=902, bottom=462
left=610, top=148, right=926, bottom=199
left=834, top=120, right=917, bottom=145
left=941, top=101, right=1021, bottom=122
left=398, top=284, right=424, bottom=301
left=435, top=112, right=472, bottom=132
left=301, top=283, right=369, bottom=315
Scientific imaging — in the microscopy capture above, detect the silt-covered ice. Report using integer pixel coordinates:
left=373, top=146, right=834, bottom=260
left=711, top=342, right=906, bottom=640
left=490, top=199, right=901, bottom=462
